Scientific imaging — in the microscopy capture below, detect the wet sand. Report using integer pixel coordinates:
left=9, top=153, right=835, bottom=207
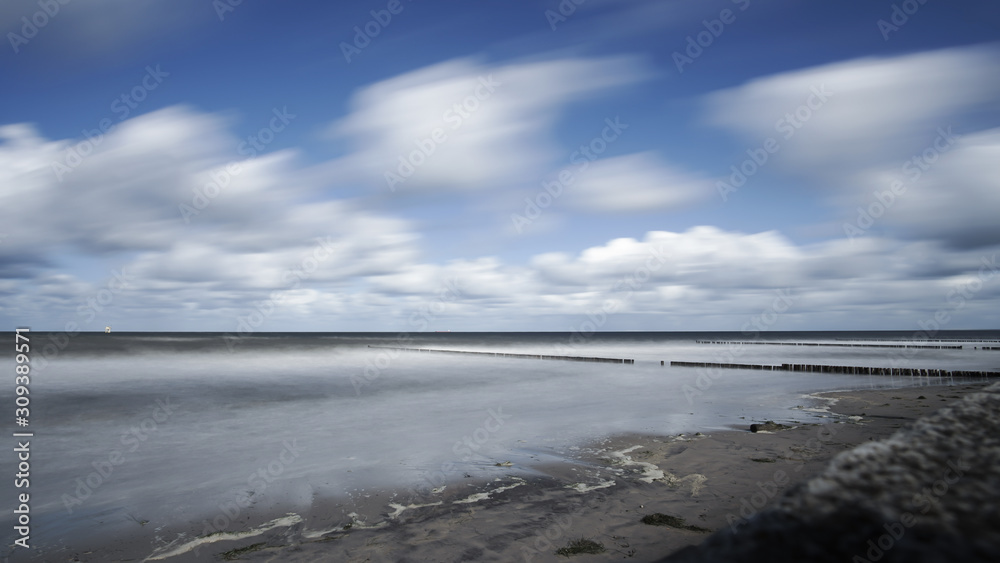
left=33, top=381, right=991, bottom=562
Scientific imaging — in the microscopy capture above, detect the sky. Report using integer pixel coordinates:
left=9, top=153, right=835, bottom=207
left=1, top=0, right=999, bottom=333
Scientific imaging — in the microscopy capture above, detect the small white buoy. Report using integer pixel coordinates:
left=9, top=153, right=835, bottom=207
left=105, top=326, right=111, bottom=333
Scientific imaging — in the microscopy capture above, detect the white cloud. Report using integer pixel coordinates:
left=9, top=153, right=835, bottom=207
left=368, top=227, right=999, bottom=330
left=875, top=128, right=1000, bottom=248
left=0, top=105, right=425, bottom=330
left=2, top=81, right=998, bottom=331
left=525, top=229, right=1000, bottom=330
left=1, top=108, right=236, bottom=254
left=331, top=55, right=649, bottom=193
left=0, top=0, right=213, bottom=61
left=565, top=152, right=712, bottom=212
left=703, top=45, right=1000, bottom=249
left=705, top=45, right=1000, bottom=173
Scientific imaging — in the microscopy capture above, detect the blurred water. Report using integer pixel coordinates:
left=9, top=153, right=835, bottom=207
left=3, top=330, right=999, bottom=553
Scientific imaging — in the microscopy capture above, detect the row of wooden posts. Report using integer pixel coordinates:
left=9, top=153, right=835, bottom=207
left=834, top=338, right=1000, bottom=343
left=368, top=346, right=998, bottom=377
left=669, top=360, right=1000, bottom=378
left=695, top=340, right=964, bottom=349
left=367, top=346, right=635, bottom=364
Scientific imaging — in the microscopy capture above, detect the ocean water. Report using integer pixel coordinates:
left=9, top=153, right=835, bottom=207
left=3, top=330, right=999, bottom=557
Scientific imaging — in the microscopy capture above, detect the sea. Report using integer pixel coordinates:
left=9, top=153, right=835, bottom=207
left=3, top=330, right=999, bottom=559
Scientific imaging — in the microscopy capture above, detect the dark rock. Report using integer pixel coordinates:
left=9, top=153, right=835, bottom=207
left=749, top=420, right=790, bottom=433
left=641, top=513, right=709, bottom=532
left=661, top=383, right=1000, bottom=562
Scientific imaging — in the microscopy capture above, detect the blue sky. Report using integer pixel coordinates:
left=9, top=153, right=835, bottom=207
left=1, top=0, right=999, bottom=332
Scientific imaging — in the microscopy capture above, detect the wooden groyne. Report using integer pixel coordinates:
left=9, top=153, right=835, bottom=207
left=367, top=346, right=635, bottom=364
left=695, top=340, right=962, bottom=349
left=669, top=360, right=1000, bottom=378
left=834, top=338, right=1000, bottom=343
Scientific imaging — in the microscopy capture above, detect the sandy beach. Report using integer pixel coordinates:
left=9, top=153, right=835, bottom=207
left=44, top=380, right=991, bottom=563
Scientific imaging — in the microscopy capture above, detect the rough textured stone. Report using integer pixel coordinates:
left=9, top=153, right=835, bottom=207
left=749, top=420, right=791, bottom=433
left=660, top=382, right=1000, bottom=562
